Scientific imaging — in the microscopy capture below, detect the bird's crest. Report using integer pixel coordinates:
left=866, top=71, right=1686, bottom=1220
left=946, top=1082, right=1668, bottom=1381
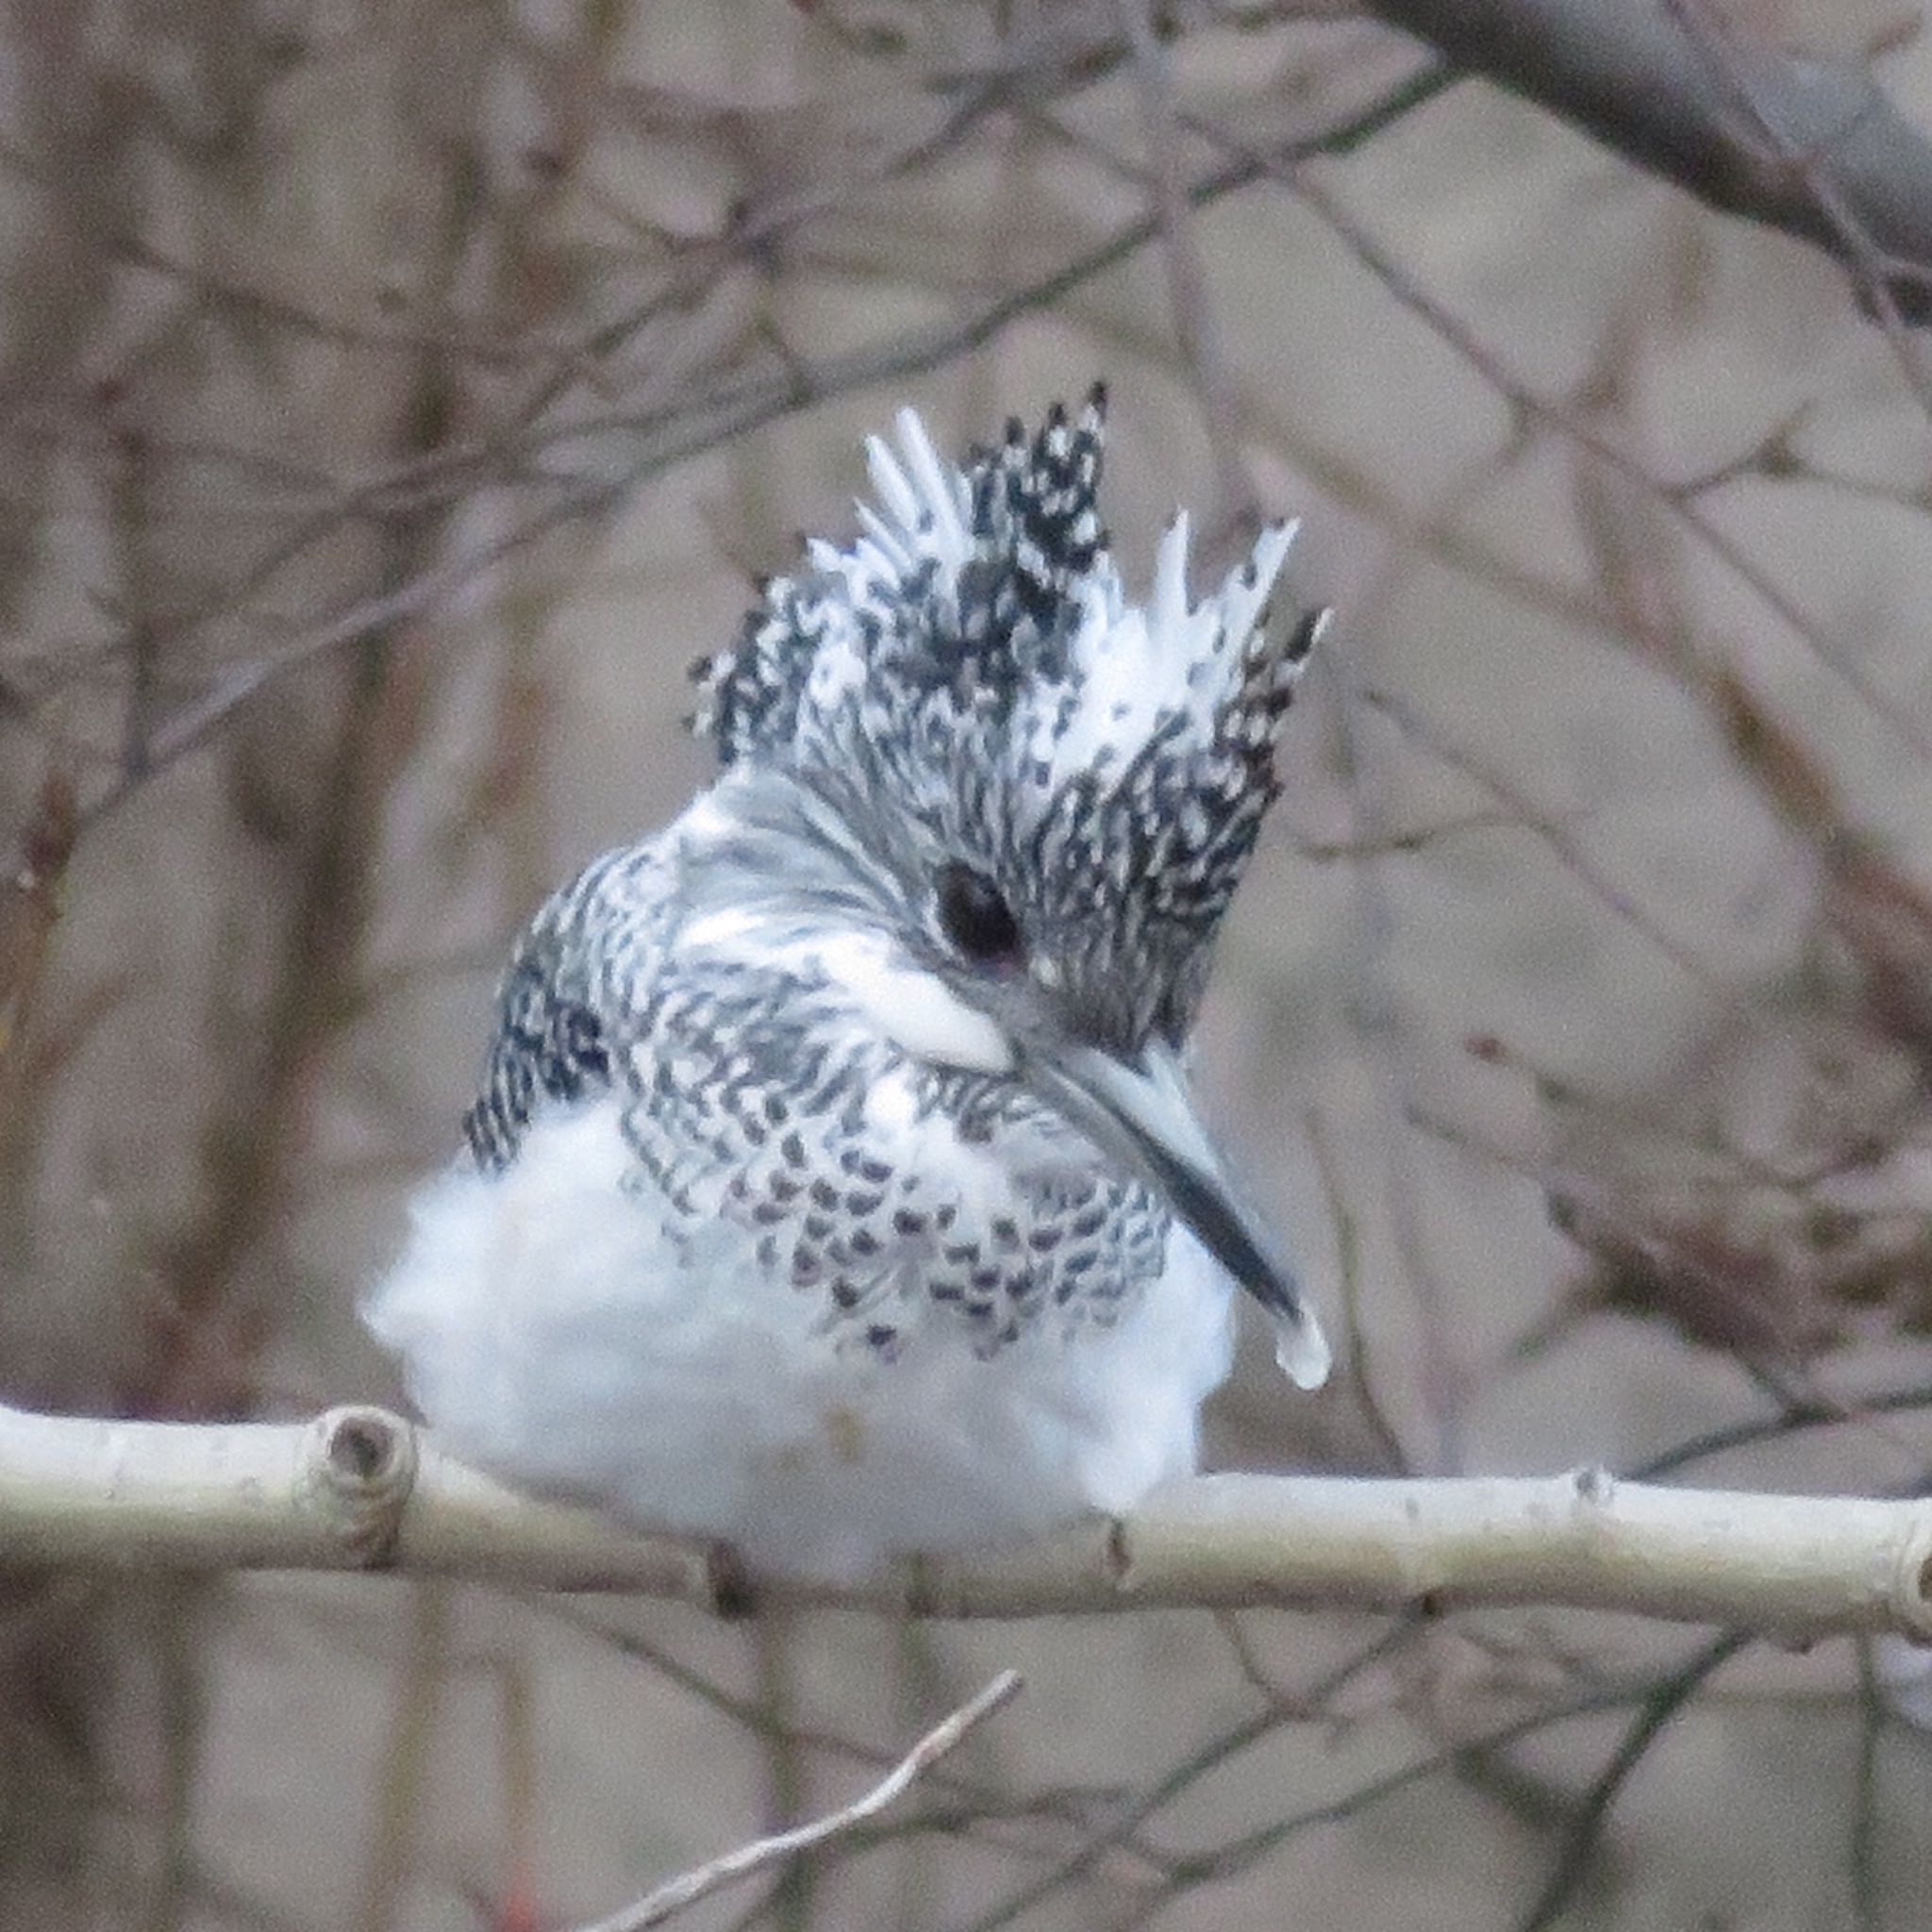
left=692, top=389, right=1324, bottom=1042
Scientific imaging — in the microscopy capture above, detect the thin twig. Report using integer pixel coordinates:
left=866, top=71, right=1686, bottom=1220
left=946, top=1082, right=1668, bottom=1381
left=1851, top=1636, right=1885, bottom=1932
left=1632, top=1381, right=1932, bottom=1481
left=956, top=1622, right=1409, bottom=1932
left=540, top=1598, right=1133, bottom=1860
left=1112, top=1663, right=1710, bottom=1928
left=1306, top=1106, right=1409, bottom=1474
left=1361, top=685, right=1728, bottom=992
left=1113, top=0, right=1253, bottom=531
left=61, top=63, right=1459, bottom=828
left=568, top=1671, right=1024, bottom=1932
left=1513, top=1627, right=1749, bottom=1932
left=1188, top=111, right=1932, bottom=758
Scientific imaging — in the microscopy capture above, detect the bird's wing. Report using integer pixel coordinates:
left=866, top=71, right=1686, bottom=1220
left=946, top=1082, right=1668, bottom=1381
left=462, top=837, right=679, bottom=1172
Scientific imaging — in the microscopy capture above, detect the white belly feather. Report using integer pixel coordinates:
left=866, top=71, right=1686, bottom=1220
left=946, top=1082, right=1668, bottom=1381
left=363, top=1096, right=1235, bottom=1581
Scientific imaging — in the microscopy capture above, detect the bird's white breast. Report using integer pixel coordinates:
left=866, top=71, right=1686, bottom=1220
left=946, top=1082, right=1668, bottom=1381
left=363, top=1093, right=1235, bottom=1580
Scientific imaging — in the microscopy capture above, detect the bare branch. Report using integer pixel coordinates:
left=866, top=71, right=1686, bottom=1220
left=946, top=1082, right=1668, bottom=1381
left=1514, top=1628, right=1747, bottom=1931
left=1365, top=0, right=1932, bottom=323
left=5, top=1402, right=1932, bottom=1638
left=568, top=1671, right=1023, bottom=1932
left=1182, top=117, right=1932, bottom=757
left=43, top=61, right=1458, bottom=831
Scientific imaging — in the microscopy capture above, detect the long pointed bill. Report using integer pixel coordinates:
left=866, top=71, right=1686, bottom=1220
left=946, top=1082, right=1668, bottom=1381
left=1019, top=1039, right=1331, bottom=1390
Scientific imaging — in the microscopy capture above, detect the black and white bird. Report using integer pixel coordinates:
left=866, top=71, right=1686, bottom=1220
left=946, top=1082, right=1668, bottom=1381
left=365, top=390, right=1330, bottom=1580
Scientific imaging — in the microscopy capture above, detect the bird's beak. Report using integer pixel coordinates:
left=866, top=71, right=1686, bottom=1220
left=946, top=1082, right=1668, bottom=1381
left=1018, top=1037, right=1331, bottom=1389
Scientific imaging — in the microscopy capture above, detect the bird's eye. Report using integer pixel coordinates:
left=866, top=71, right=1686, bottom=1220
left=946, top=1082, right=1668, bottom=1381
left=935, top=863, right=1023, bottom=965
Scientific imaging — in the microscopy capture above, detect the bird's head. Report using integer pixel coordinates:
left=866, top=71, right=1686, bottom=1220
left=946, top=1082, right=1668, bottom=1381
left=691, top=390, right=1329, bottom=1386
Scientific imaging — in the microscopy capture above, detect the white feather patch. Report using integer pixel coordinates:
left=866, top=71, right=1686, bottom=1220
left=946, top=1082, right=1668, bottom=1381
left=816, top=931, right=1012, bottom=1074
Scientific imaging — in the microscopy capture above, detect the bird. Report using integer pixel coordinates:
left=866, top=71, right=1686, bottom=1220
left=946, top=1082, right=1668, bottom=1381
left=363, top=388, right=1331, bottom=1582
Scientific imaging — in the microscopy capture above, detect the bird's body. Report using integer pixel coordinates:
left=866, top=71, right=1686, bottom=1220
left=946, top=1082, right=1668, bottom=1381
left=366, top=393, right=1328, bottom=1580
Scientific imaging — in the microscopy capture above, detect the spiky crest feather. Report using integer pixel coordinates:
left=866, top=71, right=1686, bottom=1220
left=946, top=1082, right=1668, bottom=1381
left=691, top=389, right=1324, bottom=1047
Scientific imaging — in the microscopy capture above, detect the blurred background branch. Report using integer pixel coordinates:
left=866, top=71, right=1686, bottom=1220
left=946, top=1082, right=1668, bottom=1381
left=569, top=1670, right=1024, bottom=1932
left=1368, top=0, right=1932, bottom=322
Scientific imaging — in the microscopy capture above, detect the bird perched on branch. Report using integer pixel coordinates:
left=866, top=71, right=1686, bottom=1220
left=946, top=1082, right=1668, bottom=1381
left=365, top=389, right=1330, bottom=1580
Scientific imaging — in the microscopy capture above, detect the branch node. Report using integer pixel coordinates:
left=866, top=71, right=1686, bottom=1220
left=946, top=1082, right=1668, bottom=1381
left=1891, top=1513, right=1932, bottom=1644
left=1573, top=1463, right=1615, bottom=1507
left=703, top=1538, right=758, bottom=1620
left=305, top=1404, right=418, bottom=1564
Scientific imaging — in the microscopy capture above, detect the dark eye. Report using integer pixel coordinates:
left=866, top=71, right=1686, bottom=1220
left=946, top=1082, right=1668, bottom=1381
left=935, top=863, right=1023, bottom=965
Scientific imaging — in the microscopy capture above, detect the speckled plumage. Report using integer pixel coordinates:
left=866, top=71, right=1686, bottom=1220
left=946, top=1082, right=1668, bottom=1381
left=366, top=391, right=1329, bottom=1579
